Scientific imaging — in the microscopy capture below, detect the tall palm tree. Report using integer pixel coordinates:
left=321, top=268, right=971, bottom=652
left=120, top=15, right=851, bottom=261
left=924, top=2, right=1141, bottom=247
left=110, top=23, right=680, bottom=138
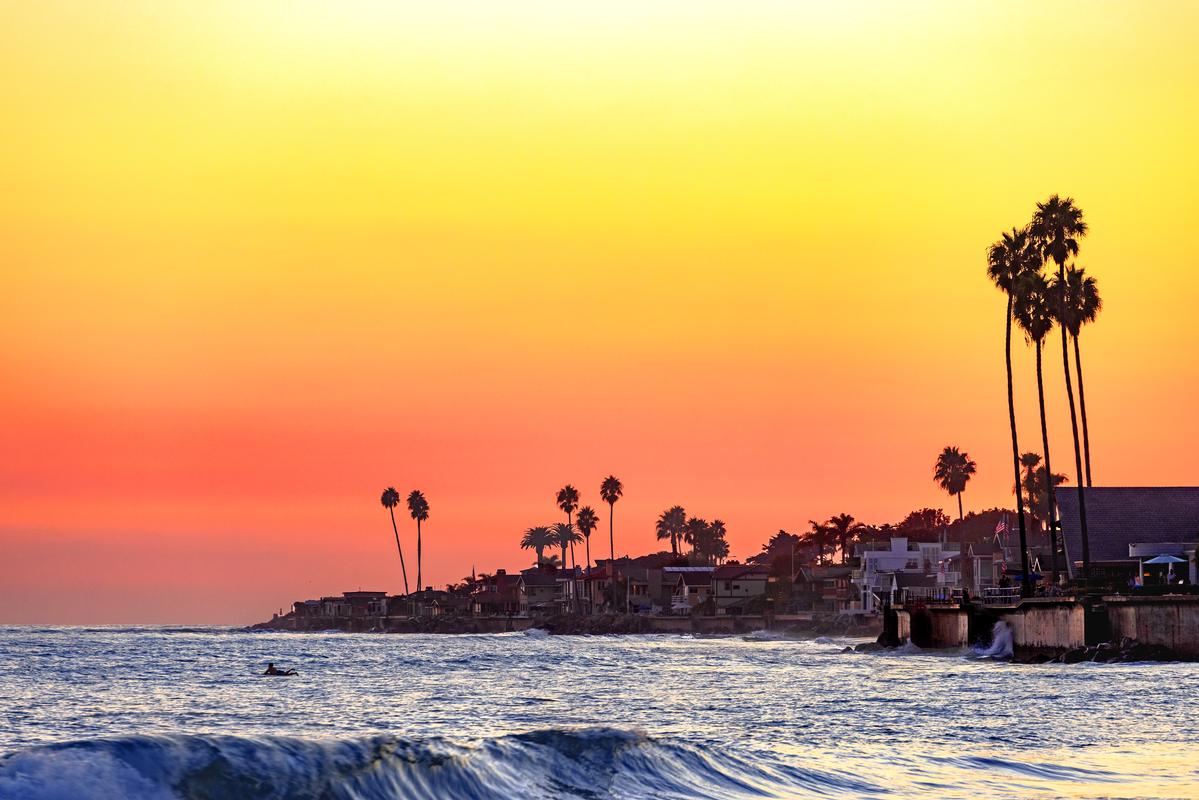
left=987, top=226, right=1037, bottom=593
left=655, top=505, right=686, bottom=556
left=600, top=475, right=623, bottom=568
left=575, top=506, right=599, bottom=612
left=1054, top=265, right=1102, bottom=486
left=380, top=487, right=410, bottom=595
left=1030, top=194, right=1091, bottom=583
left=406, top=490, right=430, bottom=592
left=556, top=485, right=580, bottom=568
left=826, top=514, right=863, bottom=563
left=1013, top=271, right=1061, bottom=583
left=932, top=446, right=977, bottom=522
left=521, top=525, right=556, bottom=565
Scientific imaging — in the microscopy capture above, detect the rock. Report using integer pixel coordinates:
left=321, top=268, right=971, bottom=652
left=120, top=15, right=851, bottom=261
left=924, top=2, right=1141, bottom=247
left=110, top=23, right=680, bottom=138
left=855, top=641, right=885, bottom=652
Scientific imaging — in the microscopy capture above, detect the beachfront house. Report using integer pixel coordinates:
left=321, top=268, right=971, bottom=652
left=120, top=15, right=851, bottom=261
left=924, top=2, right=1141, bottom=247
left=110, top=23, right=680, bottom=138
left=852, top=538, right=959, bottom=613
left=712, top=563, right=771, bottom=614
left=519, top=568, right=559, bottom=612
left=1058, top=487, right=1199, bottom=587
left=471, top=570, right=528, bottom=616
left=319, top=595, right=351, bottom=618
left=669, top=567, right=715, bottom=612
left=793, top=565, right=855, bottom=614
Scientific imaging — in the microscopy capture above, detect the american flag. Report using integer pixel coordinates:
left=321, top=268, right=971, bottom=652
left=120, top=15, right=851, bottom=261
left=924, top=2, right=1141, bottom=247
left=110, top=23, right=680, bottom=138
left=995, top=517, right=1007, bottom=534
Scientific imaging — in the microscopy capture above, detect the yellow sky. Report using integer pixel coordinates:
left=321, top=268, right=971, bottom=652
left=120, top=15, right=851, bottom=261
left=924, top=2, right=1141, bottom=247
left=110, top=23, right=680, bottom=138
left=2, top=1, right=1197, bottom=622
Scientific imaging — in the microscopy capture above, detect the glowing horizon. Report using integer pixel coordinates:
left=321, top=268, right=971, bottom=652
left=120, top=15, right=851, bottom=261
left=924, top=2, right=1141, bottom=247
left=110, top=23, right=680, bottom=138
left=2, top=1, right=1197, bottom=623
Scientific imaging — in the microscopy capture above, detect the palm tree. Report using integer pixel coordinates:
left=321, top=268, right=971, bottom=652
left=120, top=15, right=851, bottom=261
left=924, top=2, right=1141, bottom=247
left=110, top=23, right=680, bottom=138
left=804, top=519, right=832, bottom=565
left=1054, top=265, right=1102, bottom=486
left=826, top=514, right=863, bottom=563
left=521, top=526, right=556, bottom=564
left=704, top=519, right=730, bottom=564
left=987, top=226, right=1037, bottom=593
left=1012, top=271, right=1062, bottom=583
left=552, top=520, right=582, bottom=612
left=575, top=506, right=599, bottom=612
left=1018, top=453, right=1068, bottom=585
left=683, top=517, right=709, bottom=557
left=380, top=487, right=410, bottom=595
left=556, top=485, right=580, bottom=568
left=655, top=505, right=686, bottom=556
left=406, top=490, right=430, bottom=592
left=932, top=446, right=977, bottom=522
left=600, top=475, right=623, bottom=569
left=1030, top=194, right=1091, bottom=583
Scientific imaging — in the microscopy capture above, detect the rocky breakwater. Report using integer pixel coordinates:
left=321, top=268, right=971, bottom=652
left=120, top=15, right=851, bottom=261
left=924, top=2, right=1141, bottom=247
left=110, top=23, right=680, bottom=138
left=1021, top=636, right=1193, bottom=664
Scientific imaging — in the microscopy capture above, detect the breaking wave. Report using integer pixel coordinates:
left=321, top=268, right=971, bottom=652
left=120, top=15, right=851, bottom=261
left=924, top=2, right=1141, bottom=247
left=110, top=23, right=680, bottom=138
left=0, top=728, right=876, bottom=800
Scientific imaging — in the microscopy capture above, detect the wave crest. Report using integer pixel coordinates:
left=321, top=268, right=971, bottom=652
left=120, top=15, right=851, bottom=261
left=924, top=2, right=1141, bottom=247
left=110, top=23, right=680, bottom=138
left=0, top=728, right=866, bottom=800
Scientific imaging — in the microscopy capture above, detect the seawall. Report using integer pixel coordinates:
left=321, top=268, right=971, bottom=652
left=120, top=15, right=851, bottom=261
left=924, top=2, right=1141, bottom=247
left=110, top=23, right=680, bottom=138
left=893, top=595, right=1199, bottom=658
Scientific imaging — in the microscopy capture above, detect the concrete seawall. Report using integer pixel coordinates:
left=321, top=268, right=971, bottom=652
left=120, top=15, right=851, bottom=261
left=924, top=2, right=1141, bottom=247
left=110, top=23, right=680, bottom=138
left=894, top=595, right=1199, bottom=657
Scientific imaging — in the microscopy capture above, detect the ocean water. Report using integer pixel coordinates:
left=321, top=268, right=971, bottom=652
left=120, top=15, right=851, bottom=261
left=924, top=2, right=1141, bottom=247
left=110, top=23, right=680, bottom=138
left=1, top=627, right=1197, bottom=799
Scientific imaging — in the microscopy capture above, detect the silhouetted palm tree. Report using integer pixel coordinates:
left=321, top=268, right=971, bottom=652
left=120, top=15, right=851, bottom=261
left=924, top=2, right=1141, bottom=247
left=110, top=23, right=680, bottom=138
left=521, top=526, right=556, bottom=564
left=933, top=446, right=977, bottom=522
left=656, top=505, right=686, bottom=556
left=1030, top=194, right=1091, bottom=582
left=1054, top=265, right=1102, bottom=486
left=406, top=490, right=430, bottom=592
left=1013, top=271, right=1061, bottom=583
left=556, top=485, right=580, bottom=568
left=804, top=520, right=833, bottom=565
left=551, top=522, right=582, bottom=568
left=683, top=517, right=708, bottom=557
left=380, top=487, right=409, bottom=595
left=600, top=475, right=623, bottom=569
left=703, top=519, right=730, bottom=564
left=987, top=226, right=1037, bottom=592
left=826, top=514, right=863, bottom=563
left=575, top=506, right=599, bottom=611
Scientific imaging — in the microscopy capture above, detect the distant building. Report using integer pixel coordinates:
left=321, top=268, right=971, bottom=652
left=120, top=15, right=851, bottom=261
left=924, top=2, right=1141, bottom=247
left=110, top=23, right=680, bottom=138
left=711, top=564, right=771, bottom=614
left=471, top=570, right=527, bottom=616
left=1058, top=487, right=1199, bottom=584
left=853, top=538, right=959, bottom=612
left=669, top=567, right=715, bottom=612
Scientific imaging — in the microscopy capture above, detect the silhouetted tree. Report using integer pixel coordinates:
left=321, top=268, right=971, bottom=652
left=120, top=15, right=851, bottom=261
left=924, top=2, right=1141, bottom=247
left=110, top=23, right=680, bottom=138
left=826, top=513, right=864, bottom=563
left=521, top=525, right=556, bottom=564
left=406, top=490, right=430, bottom=592
left=600, top=475, right=623, bottom=570
left=556, top=485, right=580, bottom=567
left=380, top=487, right=410, bottom=595
left=656, top=505, right=686, bottom=556
left=987, top=226, right=1037, bottom=592
left=1054, top=265, right=1102, bottom=486
left=933, top=446, right=977, bottom=521
left=1030, top=194, right=1091, bottom=583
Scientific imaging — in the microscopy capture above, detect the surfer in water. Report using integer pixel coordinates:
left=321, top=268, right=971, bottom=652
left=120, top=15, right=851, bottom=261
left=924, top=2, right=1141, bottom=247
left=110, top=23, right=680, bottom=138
left=263, top=662, right=297, bottom=676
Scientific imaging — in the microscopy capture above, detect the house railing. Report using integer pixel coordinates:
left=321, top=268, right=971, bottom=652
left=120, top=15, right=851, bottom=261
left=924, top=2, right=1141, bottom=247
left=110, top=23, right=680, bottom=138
left=980, top=587, right=1021, bottom=605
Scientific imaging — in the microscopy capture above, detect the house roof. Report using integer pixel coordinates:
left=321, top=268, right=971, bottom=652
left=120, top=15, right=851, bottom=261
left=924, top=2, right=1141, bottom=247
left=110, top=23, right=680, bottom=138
left=676, top=572, right=712, bottom=587
left=893, top=573, right=938, bottom=588
left=522, top=572, right=558, bottom=587
left=713, top=564, right=771, bottom=581
left=1057, top=487, right=1199, bottom=577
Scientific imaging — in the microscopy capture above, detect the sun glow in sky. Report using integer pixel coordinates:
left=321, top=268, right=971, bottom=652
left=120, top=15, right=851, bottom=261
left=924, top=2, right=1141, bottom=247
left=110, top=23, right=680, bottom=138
left=2, top=1, right=1197, bottom=623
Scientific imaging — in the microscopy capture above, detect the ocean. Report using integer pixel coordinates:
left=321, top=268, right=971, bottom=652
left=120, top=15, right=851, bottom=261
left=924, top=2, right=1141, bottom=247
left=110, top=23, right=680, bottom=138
left=0, top=626, right=1196, bottom=799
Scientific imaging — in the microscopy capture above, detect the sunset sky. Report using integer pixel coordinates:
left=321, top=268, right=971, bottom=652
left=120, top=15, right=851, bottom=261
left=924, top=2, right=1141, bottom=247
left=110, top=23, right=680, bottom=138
left=2, top=1, right=1197, bottom=623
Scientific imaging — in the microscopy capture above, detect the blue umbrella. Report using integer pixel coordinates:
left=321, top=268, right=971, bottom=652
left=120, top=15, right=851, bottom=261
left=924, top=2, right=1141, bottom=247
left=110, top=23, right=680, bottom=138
left=1144, top=555, right=1186, bottom=565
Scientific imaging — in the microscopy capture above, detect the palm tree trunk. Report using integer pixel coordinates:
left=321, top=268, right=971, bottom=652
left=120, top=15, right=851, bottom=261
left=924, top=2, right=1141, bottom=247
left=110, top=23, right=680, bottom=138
left=584, top=536, right=592, bottom=614
left=957, top=493, right=964, bottom=522
left=1060, top=318, right=1091, bottom=586
left=389, top=508, right=410, bottom=595
left=416, top=519, right=423, bottom=593
left=1035, top=341, right=1060, bottom=587
left=1074, top=334, right=1093, bottom=487
left=608, top=502, right=616, bottom=611
left=1004, top=295, right=1032, bottom=595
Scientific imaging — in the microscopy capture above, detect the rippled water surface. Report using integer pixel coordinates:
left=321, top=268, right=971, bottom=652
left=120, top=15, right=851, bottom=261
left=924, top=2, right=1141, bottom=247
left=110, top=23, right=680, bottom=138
left=1, top=627, right=1197, bottom=798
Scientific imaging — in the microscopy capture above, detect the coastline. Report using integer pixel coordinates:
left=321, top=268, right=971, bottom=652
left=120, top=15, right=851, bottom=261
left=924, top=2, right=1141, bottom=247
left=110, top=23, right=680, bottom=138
left=248, top=611, right=883, bottom=639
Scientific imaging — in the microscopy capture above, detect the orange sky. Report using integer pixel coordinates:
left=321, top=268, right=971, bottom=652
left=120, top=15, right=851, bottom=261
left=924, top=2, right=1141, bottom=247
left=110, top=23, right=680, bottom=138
left=2, top=1, right=1197, bottom=623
